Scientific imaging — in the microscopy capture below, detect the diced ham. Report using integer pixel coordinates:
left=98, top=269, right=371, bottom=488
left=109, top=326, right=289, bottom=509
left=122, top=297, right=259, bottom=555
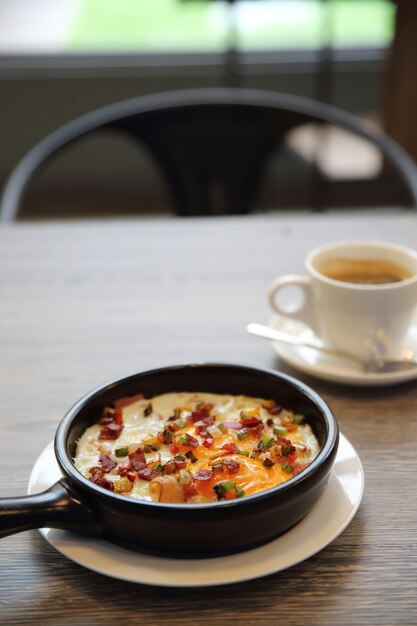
left=241, top=416, right=261, bottom=428
left=185, top=434, right=199, bottom=448
left=223, top=458, right=240, bottom=474
left=88, top=466, right=114, bottom=491
left=99, top=454, right=117, bottom=473
left=193, top=470, right=213, bottom=481
left=128, top=448, right=147, bottom=471
left=137, top=467, right=157, bottom=481
left=98, top=421, right=123, bottom=440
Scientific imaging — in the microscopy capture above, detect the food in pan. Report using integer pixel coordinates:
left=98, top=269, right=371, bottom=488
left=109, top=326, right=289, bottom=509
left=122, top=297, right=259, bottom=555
left=74, top=392, right=320, bottom=503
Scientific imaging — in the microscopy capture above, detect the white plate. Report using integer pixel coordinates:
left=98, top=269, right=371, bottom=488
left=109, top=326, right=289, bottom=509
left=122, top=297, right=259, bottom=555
left=27, top=434, right=363, bottom=587
left=268, top=313, right=417, bottom=386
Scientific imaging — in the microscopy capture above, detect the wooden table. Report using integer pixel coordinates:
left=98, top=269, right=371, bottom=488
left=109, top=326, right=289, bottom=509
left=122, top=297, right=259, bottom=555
left=0, top=213, right=416, bottom=625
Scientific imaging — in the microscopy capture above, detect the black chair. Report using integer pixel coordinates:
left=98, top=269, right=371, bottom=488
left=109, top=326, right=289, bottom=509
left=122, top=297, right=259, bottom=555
left=2, top=87, right=417, bottom=222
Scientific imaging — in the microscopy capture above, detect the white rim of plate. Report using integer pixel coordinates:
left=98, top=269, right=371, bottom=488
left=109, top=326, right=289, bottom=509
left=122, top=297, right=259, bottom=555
left=268, top=313, right=417, bottom=386
left=27, top=433, right=364, bottom=587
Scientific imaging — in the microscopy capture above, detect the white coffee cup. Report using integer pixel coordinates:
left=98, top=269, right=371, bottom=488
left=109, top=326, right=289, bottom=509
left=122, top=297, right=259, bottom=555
left=269, top=240, right=417, bottom=360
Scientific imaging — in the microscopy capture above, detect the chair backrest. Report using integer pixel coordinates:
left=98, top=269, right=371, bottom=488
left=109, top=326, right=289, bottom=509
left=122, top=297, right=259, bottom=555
left=2, top=88, right=417, bottom=221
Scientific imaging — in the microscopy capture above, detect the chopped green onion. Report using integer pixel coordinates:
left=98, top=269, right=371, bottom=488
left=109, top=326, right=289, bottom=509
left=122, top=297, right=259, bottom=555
left=173, top=408, right=182, bottom=419
left=282, top=461, right=294, bottom=473
left=176, top=418, right=186, bottom=428
left=237, top=427, right=249, bottom=440
left=180, top=434, right=189, bottom=445
left=235, top=484, right=245, bottom=498
left=293, top=414, right=306, bottom=424
left=174, top=454, right=186, bottom=461
left=211, top=462, right=223, bottom=471
left=259, top=434, right=275, bottom=451
left=251, top=450, right=260, bottom=459
left=218, top=423, right=227, bottom=434
left=154, top=464, right=164, bottom=472
left=213, top=480, right=235, bottom=498
left=213, top=485, right=223, bottom=499
left=263, top=458, right=275, bottom=469
left=216, top=480, right=234, bottom=493
left=273, top=426, right=287, bottom=436
left=282, top=445, right=293, bottom=456
left=238, top=449, right=249, bottom=457
left=185, top=450, right=198, bottom=463
left=115, top=447, right=128, bottom=457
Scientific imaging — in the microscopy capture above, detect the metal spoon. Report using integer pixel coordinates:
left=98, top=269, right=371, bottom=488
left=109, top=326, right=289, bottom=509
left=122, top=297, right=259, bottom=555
left=246, top=323, right=417, bottom=374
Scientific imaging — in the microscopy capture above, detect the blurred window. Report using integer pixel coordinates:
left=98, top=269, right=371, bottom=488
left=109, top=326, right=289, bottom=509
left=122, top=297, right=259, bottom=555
left=0, top=0, right=395, bottom=55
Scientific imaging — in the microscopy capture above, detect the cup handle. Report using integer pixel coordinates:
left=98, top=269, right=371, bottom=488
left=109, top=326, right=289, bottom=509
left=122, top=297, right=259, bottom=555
left=268, top=275, right=319, bottom=334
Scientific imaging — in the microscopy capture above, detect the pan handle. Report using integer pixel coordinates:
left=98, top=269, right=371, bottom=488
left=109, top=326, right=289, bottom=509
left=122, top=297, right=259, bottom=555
left=0, top=480, right=103, bottom=539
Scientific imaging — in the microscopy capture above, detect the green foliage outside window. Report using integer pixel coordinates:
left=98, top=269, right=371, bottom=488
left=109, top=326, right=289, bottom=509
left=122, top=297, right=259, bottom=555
left=69, top=0, right=395, bottom=53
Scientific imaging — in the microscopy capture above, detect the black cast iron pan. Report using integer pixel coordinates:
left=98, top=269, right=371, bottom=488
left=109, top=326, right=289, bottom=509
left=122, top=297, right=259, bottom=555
left=0, top=363, right=339, bottom=557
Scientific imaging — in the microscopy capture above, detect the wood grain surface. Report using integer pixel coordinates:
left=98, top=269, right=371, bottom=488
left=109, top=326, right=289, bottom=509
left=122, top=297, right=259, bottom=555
left=0, top=213, right=416, bottom=626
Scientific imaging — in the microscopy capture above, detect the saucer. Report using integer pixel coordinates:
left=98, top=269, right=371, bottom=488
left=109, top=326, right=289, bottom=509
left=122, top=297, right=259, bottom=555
left=27, top=435, right=363, bottom=587
left=268, top=313, right=417, bottom=386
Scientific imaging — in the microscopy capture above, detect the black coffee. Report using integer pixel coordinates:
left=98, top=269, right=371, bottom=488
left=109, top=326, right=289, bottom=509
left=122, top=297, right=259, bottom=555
left=318, top=258, right=413, bottom=285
